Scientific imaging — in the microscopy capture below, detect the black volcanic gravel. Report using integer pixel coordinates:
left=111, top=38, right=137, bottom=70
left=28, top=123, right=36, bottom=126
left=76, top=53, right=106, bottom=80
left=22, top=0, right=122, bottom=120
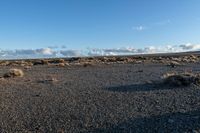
left=0, top=62, right=200, bottom=133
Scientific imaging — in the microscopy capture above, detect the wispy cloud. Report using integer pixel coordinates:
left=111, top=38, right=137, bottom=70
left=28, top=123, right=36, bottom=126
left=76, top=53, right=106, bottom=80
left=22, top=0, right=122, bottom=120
left=155, top=19, right=171, bottom=26
left=132, top=19, right=171, bottom=31
left=132, top=26, right=146, bottom=31
left=48, top=45, right=67, bottom=49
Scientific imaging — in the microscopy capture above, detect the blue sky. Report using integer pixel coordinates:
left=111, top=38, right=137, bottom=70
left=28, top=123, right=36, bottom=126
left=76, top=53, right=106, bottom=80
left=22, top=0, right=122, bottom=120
left=0, top=0, right=200, bottom=51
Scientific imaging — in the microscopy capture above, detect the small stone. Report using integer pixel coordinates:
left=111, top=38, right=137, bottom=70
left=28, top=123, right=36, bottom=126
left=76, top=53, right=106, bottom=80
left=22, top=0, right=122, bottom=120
left=168, top=118, right=174, bottom=123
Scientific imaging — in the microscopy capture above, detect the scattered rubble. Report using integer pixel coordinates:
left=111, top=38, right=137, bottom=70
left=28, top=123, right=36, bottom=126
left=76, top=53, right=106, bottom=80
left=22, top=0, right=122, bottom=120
left=0, top=54, right=199, bottom=67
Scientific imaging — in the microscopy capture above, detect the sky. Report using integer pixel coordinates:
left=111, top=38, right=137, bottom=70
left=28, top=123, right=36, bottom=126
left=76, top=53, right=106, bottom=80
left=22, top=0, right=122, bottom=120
left=0, top=0, right=200, bottom=58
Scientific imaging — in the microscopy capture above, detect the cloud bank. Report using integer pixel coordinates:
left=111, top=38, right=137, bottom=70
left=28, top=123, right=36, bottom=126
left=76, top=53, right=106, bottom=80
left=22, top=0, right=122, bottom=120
left=0, top=43, right=200, bottom=59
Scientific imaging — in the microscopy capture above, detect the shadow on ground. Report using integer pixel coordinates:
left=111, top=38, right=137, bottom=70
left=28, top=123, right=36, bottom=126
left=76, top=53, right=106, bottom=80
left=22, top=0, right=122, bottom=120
left=85, top=110, right=200, bottom=133
left=105, top=82, right=176, bottom=92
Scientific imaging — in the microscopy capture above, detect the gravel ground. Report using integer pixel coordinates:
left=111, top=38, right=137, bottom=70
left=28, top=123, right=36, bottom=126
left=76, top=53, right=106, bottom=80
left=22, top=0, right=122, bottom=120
left=0, top=61, right=200, bottom=133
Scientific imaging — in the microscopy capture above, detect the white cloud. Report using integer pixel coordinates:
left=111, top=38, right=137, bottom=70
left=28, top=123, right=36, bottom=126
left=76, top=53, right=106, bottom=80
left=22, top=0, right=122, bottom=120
left=0, top=48, right=57, bottom=59
left=87, top=43, right=200, bottom=56
left=87, top=47, right=137, bottom=56
left=60, top=50, right=83, bottom=57
left=36, top=48, right=55, bottom=55
left=0, top=43, right=200, bottom=59
left=179, top=43, right=200, bottom=50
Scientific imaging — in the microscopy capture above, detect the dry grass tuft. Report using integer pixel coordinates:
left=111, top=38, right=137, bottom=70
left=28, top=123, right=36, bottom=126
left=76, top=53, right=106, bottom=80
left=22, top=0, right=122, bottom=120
left=39, top=76, right=58, bottom=83
left=4, top=69, right=24, bottom=78
left=65, top=63, right=70, bottom=66
left=24, top=66, right=32, bottom=70
left=45, top=77, right=58, bottom=82
left=83, top=62, right=94, bottom=67
left=58, top=63, right=65, bottom=67
left=41, top=60, right=49, bottom=65
left=167, top=61, right=182, bottom=68
left=58, top=59, right=65, bottom=63
left=162, top=72, right=200, bottom=86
